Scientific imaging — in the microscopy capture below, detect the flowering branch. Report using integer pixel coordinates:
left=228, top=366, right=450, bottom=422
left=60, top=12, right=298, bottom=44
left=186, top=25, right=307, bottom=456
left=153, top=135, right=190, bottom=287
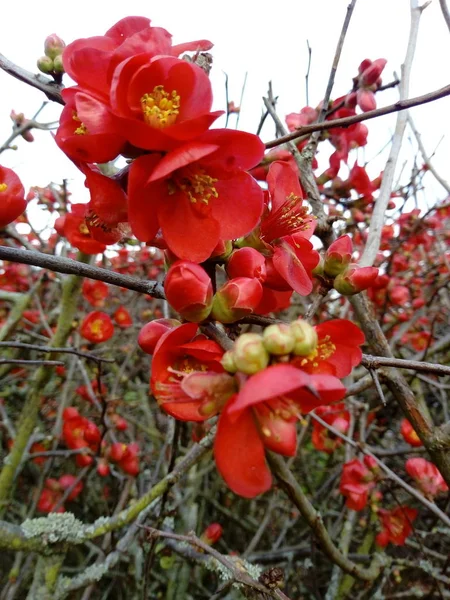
left=264, top=83, right=450, bottom=150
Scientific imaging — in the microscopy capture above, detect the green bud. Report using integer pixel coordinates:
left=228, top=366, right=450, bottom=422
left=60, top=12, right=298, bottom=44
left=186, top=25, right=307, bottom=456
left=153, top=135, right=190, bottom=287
left=262, top=323, right=296, bottom=355
left=233, top=333, right=270, bottom=375
left=290, top=319, right=318, bottom=356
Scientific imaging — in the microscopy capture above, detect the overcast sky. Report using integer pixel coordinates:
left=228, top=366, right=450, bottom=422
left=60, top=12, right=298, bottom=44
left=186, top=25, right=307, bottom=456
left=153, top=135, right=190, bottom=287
left=1, top=0, right=449, bottom=214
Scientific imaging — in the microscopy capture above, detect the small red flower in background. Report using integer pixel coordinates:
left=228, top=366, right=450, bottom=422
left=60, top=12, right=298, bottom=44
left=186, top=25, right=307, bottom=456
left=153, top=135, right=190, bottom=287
left=114, top=306, right=133, bottom=328
left=292, top=319, right=365, bottom=377
left=0, top=165, right=27, bottom=228
left=76, top=379, right=107, bottom=403
left=80, top=311, right=114, bottom=343
left=339, top=457, right=379, bottom=511
left=108, top=442, right=140, bottom=476
left=82, top=279, right=109, bottom=307
left=376, top=506, right=418, bottom=547
left=62, top=407, right=101, bottom=466
left=214, top=364, right=346, bottom=497
left=400, top=419, right=422, bottom=447
left=311, top=404, right=350, bottom=453
left=405, top=458, right=448, bottom=499
left=37, top=475, right=83, bottom=513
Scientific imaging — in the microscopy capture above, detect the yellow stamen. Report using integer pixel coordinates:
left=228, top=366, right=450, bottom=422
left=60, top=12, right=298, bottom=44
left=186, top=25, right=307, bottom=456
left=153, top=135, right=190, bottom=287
left=72, top=111, right=88, bottom=135
left=78, top=223, right=90, bottom=235
left=141, top=85, right=180, bottom=129
left=173, top=170, right=219, bottom=205
left=0, top=183, right=7, bottom=192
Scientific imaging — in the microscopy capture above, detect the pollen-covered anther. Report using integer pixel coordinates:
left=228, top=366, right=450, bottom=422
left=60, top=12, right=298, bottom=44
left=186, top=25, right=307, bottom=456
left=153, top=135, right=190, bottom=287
left=318, top=335, right=336, bottom=360
left=175, top=170, right=219, bottom=205
left=78, top=222, right=90, bottom=235
left=0, top=183, right=8, bottom=192
left=141, top=85, right=180, bottom=129
left=72, top=112, right=88, bottom=135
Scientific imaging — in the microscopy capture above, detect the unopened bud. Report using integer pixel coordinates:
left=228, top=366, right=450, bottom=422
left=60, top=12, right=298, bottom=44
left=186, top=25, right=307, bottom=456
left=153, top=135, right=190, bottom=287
left=44, top=34, right=66, bottom=59
left=233, top=333, right=270, bottom=375
left=221, top=350, right=238, bottom=373
left=263, top=323, right=295, bottom=355
left=211, top=277, right=263, bottom=324
left=37, top=56, right=54, bottom=74
left=53, top=54, right=65, bottom=74
left=323, top=235, right=353, bottom=277
left=290, top=319, right=318, bottom=356
left=333, top=265, right=379, bottom=295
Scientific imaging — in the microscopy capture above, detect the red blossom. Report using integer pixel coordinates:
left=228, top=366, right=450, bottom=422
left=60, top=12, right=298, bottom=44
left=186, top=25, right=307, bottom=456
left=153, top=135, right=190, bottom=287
left=292, top=319, right=365, bottom=377
left=214, top=364, right=346, bottom=497
left=405, top=458, right=448, bottom=498
left=55, top=204, right=106, bottom=255
left=376, top=506, right=418, bottom=547
left=0, top=165, right=27, bottom=228
left=80, top=311, right=115, bottom=343
left=114, top=306, right=133, bottom=328
left=311, top=404, right=350, bottom=453
left=128, top=129, right=264, bottom=262
left=400, top=419, right=423, bottom=447
left=339, top=458, right=378, bottom=511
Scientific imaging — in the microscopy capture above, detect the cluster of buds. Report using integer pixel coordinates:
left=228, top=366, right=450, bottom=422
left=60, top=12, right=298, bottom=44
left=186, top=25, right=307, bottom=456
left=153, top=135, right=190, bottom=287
left=314, top=235, right=379, bottom=295
left=222, top=319, right=318, bottom=375
left=37, top=34, right=66, bottom=78
left=346, top=58, right=387, bottom=112
left=105, top=442, right=140, bottom=476
left=164, top=260, right=262, bottom=324
left=10, top=110, right=34, bottom=143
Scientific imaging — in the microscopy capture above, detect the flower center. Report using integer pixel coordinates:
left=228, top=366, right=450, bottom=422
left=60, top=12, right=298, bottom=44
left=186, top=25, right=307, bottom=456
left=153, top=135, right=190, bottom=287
left=90, top=320, right=105, bottom=337
left=0, top=183, right=7, bottom=192
left=262, top=192, right=315, bottom=242
left=169, top=168, right=219, bottom=208
left=141, top=86, right=180, bottom=129
left=78, top=222, right=90, bottom=235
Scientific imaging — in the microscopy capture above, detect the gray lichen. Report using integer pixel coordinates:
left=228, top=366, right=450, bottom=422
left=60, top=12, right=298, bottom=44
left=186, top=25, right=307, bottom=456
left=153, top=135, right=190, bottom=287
left=22, top=513, right=85, bottom=544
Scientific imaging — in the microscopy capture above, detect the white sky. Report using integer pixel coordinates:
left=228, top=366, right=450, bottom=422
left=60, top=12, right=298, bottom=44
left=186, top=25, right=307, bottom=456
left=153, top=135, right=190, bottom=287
left=1, top=0, right=449, bottom=214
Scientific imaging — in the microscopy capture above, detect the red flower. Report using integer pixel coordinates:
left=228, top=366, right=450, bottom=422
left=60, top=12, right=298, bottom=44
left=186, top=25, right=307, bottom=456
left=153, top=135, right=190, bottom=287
left=108, top=442, right=140, bottom=476
left=80, top=311, right=114, bottom=343
left=82, top=279, right=109, bottom=307
left=128, top=129, right=264, bottom=262
left=114, top=306, right=133, bottom=328
left=62, top=408, right=101, bottom=467
left=214, top=364, right=346, bottom=497
left=400, top=419, right=423, bottom=447
left=150, top=323, right=232, bottom=421
left=405, top=458, right=448, bottom=499
left=0, top=165, right=27, bottom=228
left=311, top=404, right=350, bottom=453
left=292, top=319, right=365, bottom=377
left=376, top=506, right=418, bottom=547
left=339, top=458, right=377, bottom=511
left=110, top=55, right=222, bottom=151
left=55, top=204, right=106, bottom=254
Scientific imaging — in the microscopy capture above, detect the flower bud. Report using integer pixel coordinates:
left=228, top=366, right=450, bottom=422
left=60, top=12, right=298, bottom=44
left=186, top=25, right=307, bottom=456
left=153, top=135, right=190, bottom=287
left=138, top=319, right=181, bottom=355
left=211, top=277, right=263, bottom=324
left=290, top=319, right=318, bottom=356
left=226, top=247, right=267, bottom=282
left=359, top=58, right=387, bottom=87
left=221, top=350, right=238, bottom=373
left=164, top=261, right=213, bottom=323
left=201, top=523, right=223, bottom=545
left=53, top=54, right=65, bottom=74
left=357, top=89, right=376, bottom=112
left=262, top=323, right=296, bottom=355
left=233, top=333, right=270, bottom=375
left=323, top=235, right=353, bottom=277
left=44, top=34, right=66, bottom=59
left=37, top=56, right=54, bottom=74
left=333, top=265, right=379, bottom=295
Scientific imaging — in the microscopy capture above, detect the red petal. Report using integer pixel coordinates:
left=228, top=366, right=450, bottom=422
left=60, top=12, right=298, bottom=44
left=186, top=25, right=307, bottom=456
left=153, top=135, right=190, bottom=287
left=230, top=364, right=311, bottom=415
left=148, top=142, right=220, bottom=183
left=215, top=403, right=272, bottom=498
left=128, top=155, right=162, bottom=242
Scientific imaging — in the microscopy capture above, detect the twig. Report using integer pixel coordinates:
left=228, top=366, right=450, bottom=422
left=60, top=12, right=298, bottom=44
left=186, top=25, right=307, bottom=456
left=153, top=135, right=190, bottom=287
left=264, top=83, right=450, bottom=149
left=0, top=359, right=64, bottom=366
left=0, top=53, right=64, bottom=104
left=360, top=0, right=427, bottom=267
left=0, top=246, right=165, bottom=299
left=439, top=0, right=450, bottom=32
left=362, top=354, right=450, bottom=377
left=0, top=341, right=115, bottom=364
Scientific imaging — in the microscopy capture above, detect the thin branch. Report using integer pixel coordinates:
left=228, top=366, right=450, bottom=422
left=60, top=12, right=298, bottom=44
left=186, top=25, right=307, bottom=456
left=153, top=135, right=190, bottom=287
left=267, top=452, right=386, bottom=581
left=439, top=0, right=450, bottom=33
left=0, top=359, right=64, bottom=366
left=0, top=246, right=165, bottom=299
left=264, top=83, right=450, bottom=149
left=360, top=0, right=427, bottom=267
left=0, top=341, right=115, bottom=364
left=0, top=53, right=64, bottom=104
left=362, top=354, right=450, bottom=377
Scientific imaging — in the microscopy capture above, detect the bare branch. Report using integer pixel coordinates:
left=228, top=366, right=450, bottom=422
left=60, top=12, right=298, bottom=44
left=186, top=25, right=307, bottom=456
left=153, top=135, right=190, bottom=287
left=0, top=53, right=64, bottom=104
